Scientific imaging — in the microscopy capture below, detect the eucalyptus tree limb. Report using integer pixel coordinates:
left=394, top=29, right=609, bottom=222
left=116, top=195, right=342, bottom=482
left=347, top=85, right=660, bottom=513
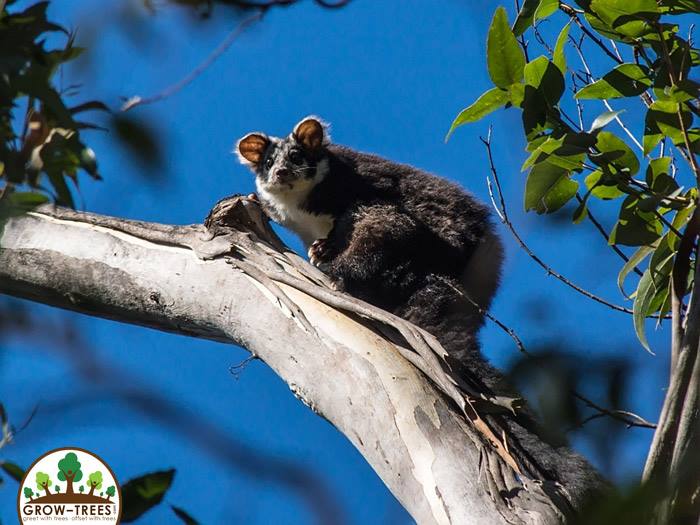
left=0, top=198, right=603, bottom=524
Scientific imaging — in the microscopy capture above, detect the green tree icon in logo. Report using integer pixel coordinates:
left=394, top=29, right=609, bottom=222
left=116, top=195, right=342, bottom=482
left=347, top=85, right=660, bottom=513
left=86, top=471, right=103, bottom=496
left=57, top=452, right=83, bottom=494
left=79, top=485, right=84, bottom=494
left=23, top=487, right=34, bottom=501
left=55, top=485, right=61, bottom=493
left=35, top=472, right=52, bottom=496
left=105, top=485, right=115, bottom=501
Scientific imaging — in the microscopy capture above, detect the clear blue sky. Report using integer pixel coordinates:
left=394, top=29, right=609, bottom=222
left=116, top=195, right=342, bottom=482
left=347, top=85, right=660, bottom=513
left=1, top=1, right=672, bottom=523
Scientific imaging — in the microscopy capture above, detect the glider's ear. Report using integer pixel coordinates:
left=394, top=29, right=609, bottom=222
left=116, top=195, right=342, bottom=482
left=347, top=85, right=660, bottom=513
left=292, top=116, right=329, bottom=154
left=235, top=133, right=269, bottom=167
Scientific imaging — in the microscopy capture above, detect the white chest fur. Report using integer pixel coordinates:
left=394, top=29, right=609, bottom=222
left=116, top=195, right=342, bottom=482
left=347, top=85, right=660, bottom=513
left=258, top=185, right=334, bottom=246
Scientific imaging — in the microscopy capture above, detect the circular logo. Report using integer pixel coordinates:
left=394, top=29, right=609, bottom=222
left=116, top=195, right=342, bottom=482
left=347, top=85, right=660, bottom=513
left=17, top=447, right=121, bottom=524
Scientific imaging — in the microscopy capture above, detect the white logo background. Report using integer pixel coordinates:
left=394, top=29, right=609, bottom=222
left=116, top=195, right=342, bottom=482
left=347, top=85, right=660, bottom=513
left=19, top=448, right=121, bottom=524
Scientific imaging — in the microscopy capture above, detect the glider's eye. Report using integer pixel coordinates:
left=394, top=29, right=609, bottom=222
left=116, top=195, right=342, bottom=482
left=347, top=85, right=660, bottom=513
left=289, top=150, right=303, bottom=165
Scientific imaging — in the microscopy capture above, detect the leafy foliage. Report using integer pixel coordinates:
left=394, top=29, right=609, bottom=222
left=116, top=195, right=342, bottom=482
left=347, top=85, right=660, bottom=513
left=449, top=0, right=699, bottom=351
left=0, top=0, right=108, bottom=214
left=121, top=469, right=176, bottom=522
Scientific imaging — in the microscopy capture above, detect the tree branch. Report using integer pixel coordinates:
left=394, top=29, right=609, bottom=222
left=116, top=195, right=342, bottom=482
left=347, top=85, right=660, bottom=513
left=0, top=199, right=605, bottom=524
left=121, top=11, right=264, bottom=112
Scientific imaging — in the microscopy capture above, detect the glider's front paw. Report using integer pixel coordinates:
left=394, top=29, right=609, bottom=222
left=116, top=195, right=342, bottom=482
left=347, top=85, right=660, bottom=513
left=308, top=238, right=335, bottom=270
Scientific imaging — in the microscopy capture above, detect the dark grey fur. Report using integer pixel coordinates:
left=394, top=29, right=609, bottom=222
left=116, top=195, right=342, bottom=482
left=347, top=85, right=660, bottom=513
left=236, top=117, right=607, bottom=504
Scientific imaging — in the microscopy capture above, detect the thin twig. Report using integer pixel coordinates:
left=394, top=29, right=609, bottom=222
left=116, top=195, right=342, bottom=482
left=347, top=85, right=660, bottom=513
left=570, top=72, right=585, bottom=130
left=573, top=392, right=657, bottom=429
left=481, top=130, right=639, bottom=316
left=436, top=274, right=527, bottom=354
left=655, top=25, right=700, bottom=185
left=314, top=0, right=352, bottom=7
left=438, top=250, right=656, bottom=430
left=567, top=12, right=654, bottom=108
left=574, top=194, right=644, bottom=277
left=570, top=37, right=644, bottom=151
left=532, top=22, right=553, bottom=55
left=559, top=4, right=622, bottom=64
left=514, top=0, right=530, bottom=62
left=229, top=355, right=256, bottom=380
left=121, top=11, right=264, bottom=111
left=609, top=39, right=623, bottom=62
left=558, top=37, right=648, bottom=276
left=470, top=293, right=656, bottom=429
left=603, top=99, right=645, bottom=152
left=211, top=0, right=351, bottom=8
left=570, top=33, right=648, bottom=152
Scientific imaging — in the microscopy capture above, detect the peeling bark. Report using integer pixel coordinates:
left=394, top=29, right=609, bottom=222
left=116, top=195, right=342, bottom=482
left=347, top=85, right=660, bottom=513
left=0, top=199, right=604, bottom=524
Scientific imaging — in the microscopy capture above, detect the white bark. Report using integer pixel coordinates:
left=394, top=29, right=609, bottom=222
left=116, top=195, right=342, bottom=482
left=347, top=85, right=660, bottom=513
left=0, top=199, right=601, bottom=524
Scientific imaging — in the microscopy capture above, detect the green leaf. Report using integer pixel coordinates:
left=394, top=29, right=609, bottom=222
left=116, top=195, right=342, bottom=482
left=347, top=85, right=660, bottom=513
left=584, top=12, right=622, bottom=41
left=648, top=171, right=679, bottom=197
left=633, top=269, right=655, bottom=353
left=658, top=0, right=700, bottom=14
left=534, top=0, right=560, bottom=21
left=668, top=201, right=695, bottom=249
left=12, top=73, right=76, bottom=129
left=590, top=0, right=660, bottom=25
left=445, top=88, right=510, bottom=140
left=609, top=195, right=663, bottom=246
left=613, top=18, right=658, bottom=39
left=593, top=131, right=640, bottom=175
left=643, top=100, right=693, bottom=154
left=585, top=169, right=625, bottom=199
left=0, top=462, right=24, bottom=483
left=553, top=23, right=571, bottom=73
left=524, top=56, right=565, bottom=105
left=522, top=133, right=593, bottom=172
left=590, top=109, right=625, bottom=132
left=637, top=195, right=662, bottom=212
left=526, top=134, right=550, bottom=152
left=645, top=157, right=672, bottom=185
left=121, top=470, right=175, bottom=523
left=513, top=0, right=542, bottom=36
left=575, top=64, right=652, bottom=99
left=487, top=7, right=526, bottom=88
left=513, top=0, right=559, bottom=36
left=522, top=86, right=550, bottom=138
left=666, top=80, right=700, bottom=103
left=618, top=245, right=655, bottom=297
left=573, top=191, right=590, bottom=224
left=684, top=128, right=700, bottom=154
left=525, top=162, right=578, bottom=213
left=522, top=142, right=583, bottom=172
left=650, top=232, right=675, bottom=273
left=509, top=82, right=526, bottom=107
left=0, top=191, right=50, bottom=221
left=646, top=237, right=675, bottom=315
